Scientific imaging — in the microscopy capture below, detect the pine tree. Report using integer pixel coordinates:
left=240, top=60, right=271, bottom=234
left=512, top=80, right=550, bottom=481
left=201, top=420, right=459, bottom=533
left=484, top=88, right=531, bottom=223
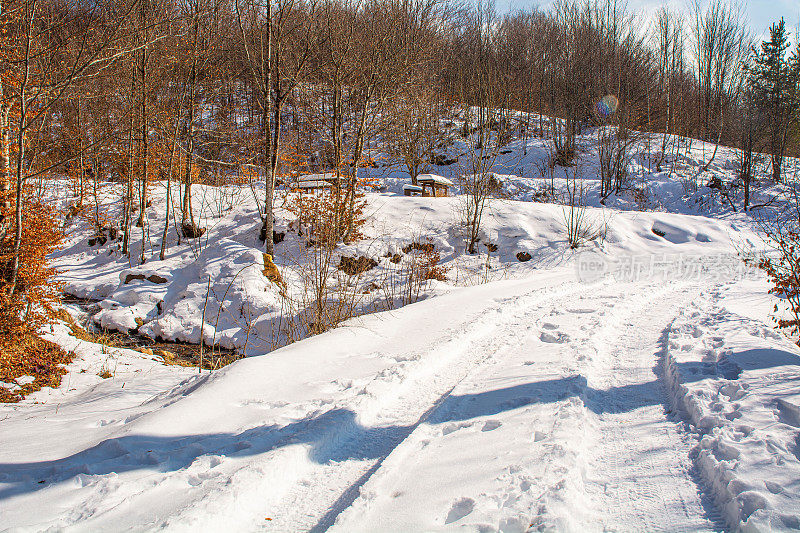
left=790, top=38, right=800, bottom=149
left=747, top=18, right=798, bottom=183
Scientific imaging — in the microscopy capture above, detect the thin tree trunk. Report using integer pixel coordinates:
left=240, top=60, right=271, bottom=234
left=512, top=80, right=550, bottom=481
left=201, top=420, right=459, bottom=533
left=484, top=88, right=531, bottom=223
left=77, top=98, right=85, bottom=208
left=182, top=15, right=199, bottom=233
left=8, top=2, right=34, bottom=295
left=260, top=0, right=275, bottom=255
left=139, top=44, right=148, bottom=265
left=161, top=113, right=183, bottom=260
left=122, top=78, right=135, bottom=257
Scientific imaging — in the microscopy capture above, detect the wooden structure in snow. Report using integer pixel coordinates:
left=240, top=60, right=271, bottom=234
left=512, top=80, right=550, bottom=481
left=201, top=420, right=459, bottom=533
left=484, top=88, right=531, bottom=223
left=417, top=174, right=453, bottom=197
left=292, top=173, right=346, bottom=192
left=403, top=184, right=423, bottom=196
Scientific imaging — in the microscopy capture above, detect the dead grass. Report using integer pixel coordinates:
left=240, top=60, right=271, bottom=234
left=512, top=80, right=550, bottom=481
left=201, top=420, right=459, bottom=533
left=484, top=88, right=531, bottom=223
left=52, top=308, right=120, bottom=347
left=154, top=349, right=196, bottom=368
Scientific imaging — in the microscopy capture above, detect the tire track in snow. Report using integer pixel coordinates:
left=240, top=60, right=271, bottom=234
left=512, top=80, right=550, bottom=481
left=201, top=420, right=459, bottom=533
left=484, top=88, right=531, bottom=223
left=325, top=279, right=710, bottom=532
left=262, top=278, right=614, bottom=532
left=104, top=278, right=723, bottom=533
left=580, top=281, right=723, bottom=532
left=44, top=279, right=594, bottom=532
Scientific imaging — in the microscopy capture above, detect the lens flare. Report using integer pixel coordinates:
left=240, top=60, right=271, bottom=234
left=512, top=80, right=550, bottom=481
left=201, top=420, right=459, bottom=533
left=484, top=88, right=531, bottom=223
left=596, top=95, right=619, bottom=118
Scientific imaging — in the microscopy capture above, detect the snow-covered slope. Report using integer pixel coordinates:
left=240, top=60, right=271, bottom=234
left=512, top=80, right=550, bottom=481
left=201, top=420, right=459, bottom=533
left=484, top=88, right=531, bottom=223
left=51, top=182, right=762, bottom=353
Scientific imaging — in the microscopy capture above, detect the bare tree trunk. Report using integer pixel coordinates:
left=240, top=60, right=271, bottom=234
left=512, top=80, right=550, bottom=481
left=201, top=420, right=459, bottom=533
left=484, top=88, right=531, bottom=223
left=138, top=44, right=148, bottom=265
left=8, top=1, right=34, bottom=295
left=122, top=72, right=135, bottom=258
left=0, top=0, right=8, bottom=216
left=344, top=90, right=373, bottom=242
left=181, top=13, right=199, bottom=234
left=161, top=101, right=184, bottom=260
left=259, top=0, right=275, bottom=255
left=0, top=102, right=11, bottom=214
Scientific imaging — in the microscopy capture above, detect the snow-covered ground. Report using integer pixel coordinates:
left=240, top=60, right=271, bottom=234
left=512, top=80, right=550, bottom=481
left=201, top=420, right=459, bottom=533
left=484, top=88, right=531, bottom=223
left=3, top=270, right=799, bottom=531
left=2, top=124, right=800, bottom=532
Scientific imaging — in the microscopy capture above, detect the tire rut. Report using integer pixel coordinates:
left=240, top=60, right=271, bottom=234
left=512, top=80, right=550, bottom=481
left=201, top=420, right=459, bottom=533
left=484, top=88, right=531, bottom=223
left=580, top=281, right=721, bottom=532
left=265, top=279, right=613, bottom=531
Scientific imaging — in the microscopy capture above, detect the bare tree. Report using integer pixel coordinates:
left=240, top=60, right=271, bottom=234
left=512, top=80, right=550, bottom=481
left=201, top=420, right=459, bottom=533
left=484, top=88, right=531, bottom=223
left=386, top=83, right=443, bottom=185
left=455, top=0, right=501, bottom=255
left=653, top=7, right=685, bottom=170
left=691, top=0, right=750, bottom=150
left=2, top=0, right=145, bottom=291
left=236, top=0, right=316, bottom=253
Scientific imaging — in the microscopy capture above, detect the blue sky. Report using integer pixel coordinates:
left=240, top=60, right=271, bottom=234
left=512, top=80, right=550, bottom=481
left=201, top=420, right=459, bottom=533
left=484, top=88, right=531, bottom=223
left=496, top=0, right=800, bottom=41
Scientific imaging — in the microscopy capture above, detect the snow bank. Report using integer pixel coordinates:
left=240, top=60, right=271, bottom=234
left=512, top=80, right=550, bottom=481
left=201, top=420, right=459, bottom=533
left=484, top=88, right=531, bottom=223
left=663, top=280, right=800, bottom=531
left=106, top=239, right=284, bottom=349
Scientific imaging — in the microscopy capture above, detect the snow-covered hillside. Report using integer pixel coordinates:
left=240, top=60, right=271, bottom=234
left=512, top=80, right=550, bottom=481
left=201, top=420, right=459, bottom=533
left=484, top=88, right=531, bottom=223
left=45, top=123, right=785, bottom=353
left=2, top=125, right=800, bottom=532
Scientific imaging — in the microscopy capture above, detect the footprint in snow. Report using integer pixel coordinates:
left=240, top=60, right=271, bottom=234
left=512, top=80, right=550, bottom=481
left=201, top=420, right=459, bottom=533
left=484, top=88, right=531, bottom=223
left=720, top=383, right=747, bottom=401
left=566, top=307, right=596, bottom=314
left=237, top=399, right=288, bottom=410
left=187, top=471, right=218, bottom=487
left=124, top=413, right=145, bottom=424
left=330, top=379, right=354, bottom=391
left=445, top=497, right=475, bottom=524
left=540, top=331, right=569, bottom=344
left=776, top=399, right=800, bottom=428
left=765, top=480, right=784, bottom=494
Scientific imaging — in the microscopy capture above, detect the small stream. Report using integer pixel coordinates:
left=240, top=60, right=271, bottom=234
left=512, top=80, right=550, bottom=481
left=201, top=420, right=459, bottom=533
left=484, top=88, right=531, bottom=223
left=61, top=294, right=241, bottom=369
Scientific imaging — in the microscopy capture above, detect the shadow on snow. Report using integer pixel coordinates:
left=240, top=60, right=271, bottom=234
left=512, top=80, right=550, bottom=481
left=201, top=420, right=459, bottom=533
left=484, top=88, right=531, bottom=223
left=2, top=347, right=799, bottom=504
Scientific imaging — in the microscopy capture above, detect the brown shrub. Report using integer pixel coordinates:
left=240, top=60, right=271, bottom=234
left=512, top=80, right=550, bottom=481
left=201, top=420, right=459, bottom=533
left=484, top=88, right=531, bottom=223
left=402, top=241, right=435, bottom=254
left=338, top=255, right=378, bottom=275
left=415, top=243, right=447, bottom=281
left=0, top=333, right=73, bottom=402
left=0, top=197, right=68, bottom=402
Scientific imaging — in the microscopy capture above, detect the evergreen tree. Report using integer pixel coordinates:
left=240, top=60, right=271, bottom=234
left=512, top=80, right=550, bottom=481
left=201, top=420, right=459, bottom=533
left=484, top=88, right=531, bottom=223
left=747, top=18, right=798, bottom=182
left=789, top=37, right=800, bottom=153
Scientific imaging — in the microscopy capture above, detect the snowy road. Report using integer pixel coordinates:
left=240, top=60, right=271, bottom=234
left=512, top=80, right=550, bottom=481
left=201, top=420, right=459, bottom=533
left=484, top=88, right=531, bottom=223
left=322, top=278, right=717, bottom=532
left=2, top=268, right=799, bottom=532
